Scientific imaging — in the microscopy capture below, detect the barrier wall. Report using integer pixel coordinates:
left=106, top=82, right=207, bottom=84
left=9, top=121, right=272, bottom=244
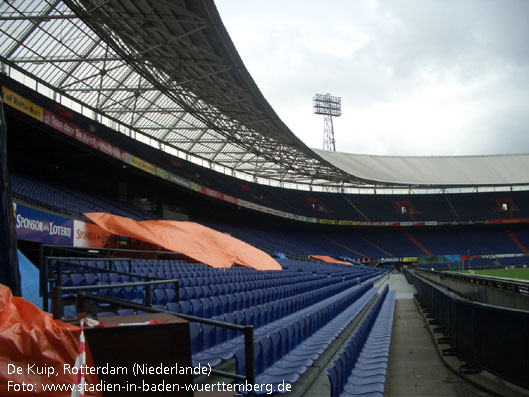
left=406, top=270, right=529, bottom=389
left=13, top=202, right=111, bottom=248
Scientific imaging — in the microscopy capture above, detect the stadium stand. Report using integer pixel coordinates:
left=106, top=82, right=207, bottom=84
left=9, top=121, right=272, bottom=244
left=2, top=2, right=529, bottom=395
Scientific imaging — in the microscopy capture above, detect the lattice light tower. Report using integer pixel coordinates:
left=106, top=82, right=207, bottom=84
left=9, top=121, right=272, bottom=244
left=313, top=93, right=341, bottom=151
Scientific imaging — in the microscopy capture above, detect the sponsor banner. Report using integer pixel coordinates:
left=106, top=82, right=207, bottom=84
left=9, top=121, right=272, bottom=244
left=402, top=257, right=418, bottom=263
left=202, top=186, right=223, bottom=200
left=167, top=172, right=190, bottom=188
left=491, top=218, right=529, bottom=224
left=126, top=154, right=157, bottom=175
left=425, top=221, right=438, bottom=226
left=43, top=110, right=126, bottom=162
left=307, top=217, right=318, bottom=223
left=2, top=86, right=44, bottom=121
left=338, top=220, right=355, bottom=226
left=318, top=219, right=336, bottom=225
left=380, top=258, right=400, bottom=263
left=237, top=199, right=253, bottom=210
left=294, top=215, right=308, bottom=222
left=14, top=203, right=73, bottom=245
left=73, top=220, right=113, bottom=248
left=156, top=168, right=169, bottom=180
left=223, top=194, right=238, bottom=205
left=190, top=182, right=202, bottom=193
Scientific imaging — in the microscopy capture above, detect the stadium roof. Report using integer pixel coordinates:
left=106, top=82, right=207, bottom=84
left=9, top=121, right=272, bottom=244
left=1, top=0, right=527, bottom=191
left=314, top=150, right=529, bottom=188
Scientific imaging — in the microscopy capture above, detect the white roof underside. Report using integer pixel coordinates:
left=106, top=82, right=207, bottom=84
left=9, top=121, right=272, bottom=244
left=313, top=149, right=529, bottom=187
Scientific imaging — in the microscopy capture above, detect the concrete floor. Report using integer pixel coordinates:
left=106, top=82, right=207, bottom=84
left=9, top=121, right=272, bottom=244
left=383, top=273, right=503, bottom=397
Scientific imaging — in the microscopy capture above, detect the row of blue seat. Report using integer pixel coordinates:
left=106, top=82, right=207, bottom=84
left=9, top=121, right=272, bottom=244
left=91, top=270, right=369, bottom=318
left=232, top=283, right=379, bottom=394
left=63, top=266, right=372, bottom=307
left=326, top=287, right=396, bottom=397
left=189, top=278, right=376, bottom=369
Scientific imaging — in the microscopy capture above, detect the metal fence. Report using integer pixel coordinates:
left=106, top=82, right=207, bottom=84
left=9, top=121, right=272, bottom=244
left=406, top=269, right=529, bottom=389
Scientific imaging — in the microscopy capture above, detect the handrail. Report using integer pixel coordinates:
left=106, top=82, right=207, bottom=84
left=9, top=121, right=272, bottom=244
left=75, top=292, right=255, bottom=385
left=52, top=278, right=180, bottom=319
left=415, top=268, right=529, bottom=295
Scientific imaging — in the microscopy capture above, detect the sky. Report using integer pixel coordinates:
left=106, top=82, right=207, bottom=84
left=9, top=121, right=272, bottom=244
left=215, top=0, right=529, bottom=156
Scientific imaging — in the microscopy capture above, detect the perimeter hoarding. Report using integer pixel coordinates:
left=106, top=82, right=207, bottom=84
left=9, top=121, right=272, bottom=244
left=14, top=203, right=73, bottom=245
left=14, top=203, right=112, bottom=248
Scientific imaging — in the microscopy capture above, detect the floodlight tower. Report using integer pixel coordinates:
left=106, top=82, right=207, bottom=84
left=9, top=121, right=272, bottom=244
left=313, top=93, right=341, bottom=151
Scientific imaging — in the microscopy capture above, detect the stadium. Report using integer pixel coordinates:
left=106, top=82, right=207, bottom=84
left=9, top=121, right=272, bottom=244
left=1, top=1, right=528, bottom=396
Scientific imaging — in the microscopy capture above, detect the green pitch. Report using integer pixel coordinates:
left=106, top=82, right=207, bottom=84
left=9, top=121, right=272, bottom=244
left=457, top=267, right=529, bottom=281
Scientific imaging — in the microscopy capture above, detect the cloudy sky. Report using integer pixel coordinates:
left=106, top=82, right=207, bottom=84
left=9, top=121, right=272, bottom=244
left=215, top=0, right=529, bottom=156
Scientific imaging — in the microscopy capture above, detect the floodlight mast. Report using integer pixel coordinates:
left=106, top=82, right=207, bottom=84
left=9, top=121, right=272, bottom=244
left=313, top=93, right=341, bottom=151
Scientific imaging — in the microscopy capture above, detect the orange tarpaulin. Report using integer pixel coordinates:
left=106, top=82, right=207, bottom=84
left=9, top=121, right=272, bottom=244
left=0, top=284, right=100, bottom=396
left=85, top=213, right=282, bottom=271
left=309, top=255, right=352, bottom=265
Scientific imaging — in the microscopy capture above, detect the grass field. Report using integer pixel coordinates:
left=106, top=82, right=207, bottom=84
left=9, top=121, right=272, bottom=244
left=456, top=267, right=529, bottom=281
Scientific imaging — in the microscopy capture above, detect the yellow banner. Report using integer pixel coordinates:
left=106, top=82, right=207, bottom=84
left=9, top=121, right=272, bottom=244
left=403, top=257, right=418, bottom=263
left=338, top=220, right=355, bottom=226
left=156, top=168, right=168, bottom=180
left=2, top=87, right=43, bottom=122
left=318, top=219, right=336, bottom=225
left=127, top=154, right=156, bottom=175
left=190, top=182, right=202, bottom=193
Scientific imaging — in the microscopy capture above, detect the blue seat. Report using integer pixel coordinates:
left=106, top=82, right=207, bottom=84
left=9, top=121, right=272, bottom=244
left=84, top=273, right=97, bottom=285
left=218, top=295, right=229, bottom=314
left=200, top=298, right=213, bottom=318
left=179, top=278, right=189, bottom=287
left=193, top=286, right=204, bottom=299
left=201, top=286, right=211, bottom=298
left=153, top=289, right=167, bottom=305
left=189, top=323, right=203, bottom=355
left=240, top=291, right=250, bottom=308
left=242, top=308, right=254, bottom=327
left=260, top=334, right=307, bottom=377
left=117, top=309, right=135, bottom=316
left=209, top=284, right=219, bottom=296
left=224, top=313, right=238, bottom=339
left=246, top=290, right=255, bottom=307
left=69, top=273, right=84, bottom=286
left=227, top=294, right=237, bottom=312
left=184, top=286, right=195, bottom=300
left=110, top=286, right=124, bottom=299
left=179, top=301, right=193, bottom=315
left=190, top=299, right=203, bottom=317
left=326, top=366, right=340, bottom=397
left=97, top=273, right=109, bottom=284
left=250, top=307, right=261, bottom=328
left=233, top=310, right=245, bottom=326
left=178, top=287, right=187, bottom=301
left=210, top=296, right=222, bottom=317
left=109, top=273, right=121, bottom=283
left=166, top=302, right=180, bottom=313
left=165, top=288, right=177, bottom=303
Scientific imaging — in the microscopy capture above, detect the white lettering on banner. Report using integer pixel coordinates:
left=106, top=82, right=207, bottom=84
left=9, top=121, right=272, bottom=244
left=16, top=214, right=72, bottom=237
left=16, top=214, right=49, bottom=232
left=50, top=223, right=72, bottom=237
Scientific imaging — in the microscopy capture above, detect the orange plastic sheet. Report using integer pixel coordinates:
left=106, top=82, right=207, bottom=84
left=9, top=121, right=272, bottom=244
left=0, top=284, right=100, bottom=396
left=309, top=255, right=352, bottom=265
left=84, top=213, right=282, bottom=271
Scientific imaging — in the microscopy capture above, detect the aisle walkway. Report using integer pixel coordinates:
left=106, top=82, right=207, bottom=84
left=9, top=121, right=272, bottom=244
left=384, top=273, right=492, bottom=397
